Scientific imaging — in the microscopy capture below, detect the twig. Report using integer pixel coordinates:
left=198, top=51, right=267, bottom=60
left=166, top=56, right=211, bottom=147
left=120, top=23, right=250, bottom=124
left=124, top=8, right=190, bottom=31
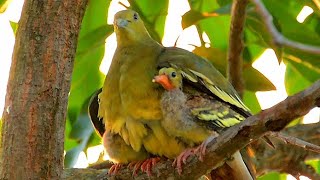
left=88, top=161, right=113, bottom=170
left=227, top=0, right=249, bottom=97
left=268, top=132, right=320, bottom=154
left=251, top=0, right=320, bottom=55
left=313, top=0, right=320, bottom=10
left=250, top=122, right=320, bottom=178
left=63, top=80, right=320, bottom=179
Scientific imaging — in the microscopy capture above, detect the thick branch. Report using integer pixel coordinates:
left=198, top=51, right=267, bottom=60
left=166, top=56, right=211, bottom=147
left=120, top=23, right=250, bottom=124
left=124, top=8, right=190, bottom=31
left=0, top=0, right=88, bottom=179
left=227, top=0, right=249, bottom=96
left=63, top=80, right=320, bottom=179
left=251, top=0, right=320, bottom=55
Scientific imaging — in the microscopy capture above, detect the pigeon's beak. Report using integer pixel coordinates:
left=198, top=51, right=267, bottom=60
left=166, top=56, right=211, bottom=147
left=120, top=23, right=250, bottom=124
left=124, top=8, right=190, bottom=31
left=153, top=74, right=175, bottom=91
left=116, top=18, right=129, bottom=28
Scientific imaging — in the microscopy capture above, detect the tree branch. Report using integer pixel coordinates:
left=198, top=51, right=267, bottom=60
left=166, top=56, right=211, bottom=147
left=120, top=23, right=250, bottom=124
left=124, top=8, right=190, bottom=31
left=227, top=0, right=249, bottom=97
left=251, top=0, right=320, bottom=55
left=269, top=131, right=320, bottom=154
left=63, top=80, right=320, bottom=179
left=312, top=0, right=320, bottom=10
left=251, top=122, right=320, bottom=179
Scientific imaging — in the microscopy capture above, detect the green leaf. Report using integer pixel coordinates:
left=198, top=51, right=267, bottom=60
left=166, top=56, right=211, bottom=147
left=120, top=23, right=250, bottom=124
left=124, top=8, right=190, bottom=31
left=193, top=46, right=275, bottom=92
left=181, top=10, right=205, bottom=29
left=65, top=0, right=110, bottom=166
left=69, top=113, right=94, bottom=141
left=305, top=159, right=320, bottom=174
left=76, top=25, right=113, bottom=57
left=285, top=57, right=320, bottom=83
left=181, top=5, right=231, bottom=29
left=193, top=46, right=227, bottom=75
left=216, top=0, right=232, bottom=7
left=65, top=101, right=94, bottom=168
left=285, top=62, right=312, bottom=95
left=68, top=0, right=108, bottom=116
left=9, top=21, right=18, bottom=35
left=64, top=117, right=78, bottom=151
left=243, top=90, right=261, bottom=114
left=64, top=141, right=87, bottom=168
left=200, top=15, right=230, bottom=50
left=263, top=0, right=320, bottom=47
left=258, top=172, right=287, bottom=180
left=246, top=11, right=282, bottom=63
left=243, top=67, right=276, bottom=91
left=0, top=0, right=11, bottom=13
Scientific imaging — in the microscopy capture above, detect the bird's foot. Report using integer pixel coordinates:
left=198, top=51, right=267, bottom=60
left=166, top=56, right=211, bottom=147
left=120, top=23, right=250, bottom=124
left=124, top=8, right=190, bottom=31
left=172, top=148, right=196, bottom=175
left=128, top=157, right=161, bottom=176
left=195, top=136, right=217, bottom=161
left=108, top=163, right=122, bottom=175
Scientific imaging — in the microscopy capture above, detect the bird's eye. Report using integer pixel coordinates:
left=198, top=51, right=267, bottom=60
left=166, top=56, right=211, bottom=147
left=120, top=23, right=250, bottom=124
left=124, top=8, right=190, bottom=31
left=171, top=71, right=176, bottom=78
left=133, top=13, right=138, bottom=20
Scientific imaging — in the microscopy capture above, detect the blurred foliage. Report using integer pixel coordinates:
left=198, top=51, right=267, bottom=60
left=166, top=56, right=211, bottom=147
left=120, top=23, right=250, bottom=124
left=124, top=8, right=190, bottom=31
left=0, top=0, right=11, bottom=13
left=258, top=172, right=287, bottom=180
left=4, top=0, right=319, bottom=177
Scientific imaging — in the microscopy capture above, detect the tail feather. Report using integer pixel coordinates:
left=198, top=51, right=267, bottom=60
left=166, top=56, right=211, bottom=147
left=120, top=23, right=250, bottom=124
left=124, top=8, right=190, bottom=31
left=226, top=151, right=254, bottom=180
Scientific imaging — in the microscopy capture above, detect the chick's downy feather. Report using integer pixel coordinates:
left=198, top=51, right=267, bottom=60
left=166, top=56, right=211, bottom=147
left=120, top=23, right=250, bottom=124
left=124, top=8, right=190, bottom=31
left=154, top=67, right=254, bottom=180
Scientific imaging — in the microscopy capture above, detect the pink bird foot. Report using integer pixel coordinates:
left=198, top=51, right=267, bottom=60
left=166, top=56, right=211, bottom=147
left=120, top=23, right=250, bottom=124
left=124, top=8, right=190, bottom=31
left=128, top=157, right=161, bottom=176
left=172, top=148, right=197, bottom=175
left=108, top=163, right=122, bottom=175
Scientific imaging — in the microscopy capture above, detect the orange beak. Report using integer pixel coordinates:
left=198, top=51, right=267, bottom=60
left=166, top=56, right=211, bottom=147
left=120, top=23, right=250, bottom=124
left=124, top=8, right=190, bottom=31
left=153, top=74, right=175, bottom=91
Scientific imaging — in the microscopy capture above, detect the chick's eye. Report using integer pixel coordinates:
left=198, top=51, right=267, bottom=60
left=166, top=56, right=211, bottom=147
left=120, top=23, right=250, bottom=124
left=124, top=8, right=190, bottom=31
left=133, top=13, right=138, bottom=20
left=171, top=71, right=176, bottom=78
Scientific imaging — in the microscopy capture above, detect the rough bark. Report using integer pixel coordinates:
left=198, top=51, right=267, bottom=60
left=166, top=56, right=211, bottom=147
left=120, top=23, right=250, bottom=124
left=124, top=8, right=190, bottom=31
left=0, top=0, right=88, bottom=179
left=227, top=0, right=248, bottom=97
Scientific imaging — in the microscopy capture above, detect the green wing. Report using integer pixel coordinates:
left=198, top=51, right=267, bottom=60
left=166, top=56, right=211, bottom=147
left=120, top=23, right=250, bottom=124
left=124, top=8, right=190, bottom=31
left=157, top=47, right=251, bottom=116
left=191, top=107, right=245, bottom=130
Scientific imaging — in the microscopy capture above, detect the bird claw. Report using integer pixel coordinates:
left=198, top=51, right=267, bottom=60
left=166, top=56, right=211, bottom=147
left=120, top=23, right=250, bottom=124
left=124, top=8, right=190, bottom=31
left=172, top=136, right=217, bottom=175
left=196, top=135, right=217, bottom=161
left=108, top=164, right=122, bottom=175
left=128, top=157, right=161, bottom=176
left=172, top=148, right=196, bottom=175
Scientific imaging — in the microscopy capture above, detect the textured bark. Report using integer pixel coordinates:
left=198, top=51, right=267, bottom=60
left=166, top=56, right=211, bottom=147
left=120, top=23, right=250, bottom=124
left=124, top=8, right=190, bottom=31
left=227, top=0, right=248, bottom=97
left=0, top=0, right=88, bottom=179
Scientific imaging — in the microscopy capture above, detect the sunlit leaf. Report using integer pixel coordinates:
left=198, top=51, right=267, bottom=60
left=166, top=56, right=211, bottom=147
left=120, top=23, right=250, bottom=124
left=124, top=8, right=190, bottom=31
left=65, top=0, right=110, bottom=166
left=193, top=46, right=227, bottom=75
left=9, top=21, right=18, bottom=35
left=285, top=57, right=320, bottom=83
left=182, top=10, right=205, bottom=29
left=258, top=172, right=287, bottom=180
left=243, top=90, right=261, bottom=114
left=0, top=0, right=11, bottom=13
left=246, top=10, right=282, bottom=63
left=181, top=5, right=231, bottom=29
left=243, top=67, right=276, bottom=91
left=285, top=62, right=312, bottom=95
left=76, top=25, right=113, bottom=57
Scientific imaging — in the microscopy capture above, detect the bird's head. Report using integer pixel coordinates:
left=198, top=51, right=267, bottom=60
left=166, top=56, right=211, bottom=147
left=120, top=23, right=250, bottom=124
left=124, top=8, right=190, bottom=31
left=113, top=10, right=151, bottom=44
left=153, top=67, right=183, bottom=91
